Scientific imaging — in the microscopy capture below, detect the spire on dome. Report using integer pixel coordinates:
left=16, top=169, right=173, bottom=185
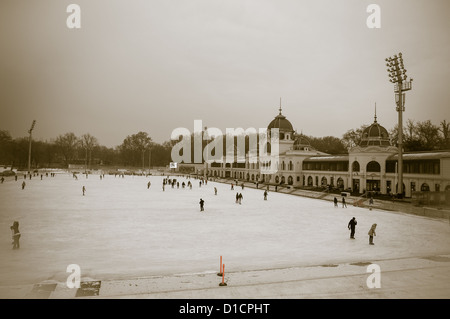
left=279, top=97, right=282, bottom=115
left=374, top=102, right=377, bottom=123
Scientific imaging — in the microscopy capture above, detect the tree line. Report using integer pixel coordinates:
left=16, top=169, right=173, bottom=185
left=1, top=118, right=449, bottom=170
left=0, top=131, right=172, bottom=170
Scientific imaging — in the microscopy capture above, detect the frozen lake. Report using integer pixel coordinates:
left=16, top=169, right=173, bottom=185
left=1, top=172, right=450, bottom=287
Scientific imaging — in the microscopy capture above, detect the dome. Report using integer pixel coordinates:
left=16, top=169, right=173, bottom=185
left=267, top=109, right=294, bottom=132
left=293, top=134, right=313, bottom=150
left=359, top=115, right=391, bottom=147
left=293, top=134, right=311, bottom=146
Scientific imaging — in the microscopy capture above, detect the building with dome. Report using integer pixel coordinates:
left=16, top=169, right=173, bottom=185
left=189, top=104, right=450, bottom=198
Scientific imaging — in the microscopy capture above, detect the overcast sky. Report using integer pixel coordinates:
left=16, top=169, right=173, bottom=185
left=1, top=0, right=449, bottom=148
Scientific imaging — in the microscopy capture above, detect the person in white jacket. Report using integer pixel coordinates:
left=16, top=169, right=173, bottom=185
left=368, top=223, right=377, bottom=245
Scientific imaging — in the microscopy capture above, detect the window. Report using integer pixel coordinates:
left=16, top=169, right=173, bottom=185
left=288, top=176, right=293, bottom=185
left=421, top=183, right=430, bottom=192
left=367, top=161, right=381, bottom=172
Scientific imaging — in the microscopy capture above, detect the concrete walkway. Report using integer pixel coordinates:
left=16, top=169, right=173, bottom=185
left=2, top=254, right=449, bottom=299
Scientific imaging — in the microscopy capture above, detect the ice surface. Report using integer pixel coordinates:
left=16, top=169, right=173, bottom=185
left=1, top=172, right=450, bottom=286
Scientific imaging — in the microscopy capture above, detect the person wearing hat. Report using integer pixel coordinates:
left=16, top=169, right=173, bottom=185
left=348, top=217, right=357, bottom=239
left=10, top=221, right=21, bottom=249
left=368, top=223, right=377, bottom=245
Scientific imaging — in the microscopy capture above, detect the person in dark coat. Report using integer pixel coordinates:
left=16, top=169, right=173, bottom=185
left=348, top=217, right=357, bottom=239
left=368, top=223, right=377, bottom=245
left=333, top=197, right=338, bottom=207
left=199, top=198, right=205, bottom=212
left=342, top=197, right=347, bottom=208
left=264, top=190, right=268, bottom=200
left=10, top=221, right=21, bottom=249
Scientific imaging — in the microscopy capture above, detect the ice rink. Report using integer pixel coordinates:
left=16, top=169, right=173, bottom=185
left=1, top=172, right=450, bottom=294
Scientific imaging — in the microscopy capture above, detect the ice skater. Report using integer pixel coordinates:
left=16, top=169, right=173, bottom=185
left=82, top=186, right=86, bottom=196
left=334, top=197, right=338, bottom=207
left=147, top=181, right=151, bottom=189
left=21, top=181, right=26, bottom=190
left=368, top=223, right=377, bottom=245
left=199, top=198, right=205, bottom=212
left=214, top=187, right=217, bottom=195
left=342, top=197, right=347, bottom=208
left=10, top=221, right=21, bottom=250
left=238, top=193, right=243, bottom=204
left=264, top=190, right=268, bottom=200
left=348, top=217, right=357, bottom=239
left=236, top=192, right=239, bottom=204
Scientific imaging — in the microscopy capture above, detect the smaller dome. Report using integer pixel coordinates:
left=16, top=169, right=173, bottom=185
left=359, top=116, right=391, bottom=147
left=293, top=133, right=314, bottom=150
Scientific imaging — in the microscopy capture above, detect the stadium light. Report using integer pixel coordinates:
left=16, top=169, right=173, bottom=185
left=27, top=120, right=36, bottom=174
left=385, top=52, right=413, bottom=198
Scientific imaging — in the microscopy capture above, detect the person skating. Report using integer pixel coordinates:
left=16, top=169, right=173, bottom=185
left=10, top=221, right=21, bottom=250
left=334, top=197, right=338, bottom=207
left=236, top=192, right=239, bottom=204
left=348, top=217, right=357, bottom=239
left=238, top=193, right=243, bottom=204
left=214, top=187, right=217, bottom=195
left=342, top=197, right=347, bottom=208
left=147, top=181, right=151, bottom=189
left=264, top=190, right=268, bottom=200
left=199, top=198, right=205, bottom=212
left=21, top=181, right=26, bottom=190
left=82, top=186, right=86, bottom=196
left=368, top=223, right=377, bottom=245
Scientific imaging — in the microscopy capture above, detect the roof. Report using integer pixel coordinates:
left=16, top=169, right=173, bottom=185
left=359, top=116, right=391, bottom=147
left=303, top=155, right=350, bottom=162
left=387, top=151, right=450, bottom=161
left=267, top=112, right=294, bottom=131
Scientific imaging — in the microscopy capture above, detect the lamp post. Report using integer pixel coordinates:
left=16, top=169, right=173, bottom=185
left=27, top=120, right=36, bottom=174
left=385, top=52, right=413, bottom=198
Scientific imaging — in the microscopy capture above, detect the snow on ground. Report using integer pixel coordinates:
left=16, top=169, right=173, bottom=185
left=1, top=172, right=450, bottom=287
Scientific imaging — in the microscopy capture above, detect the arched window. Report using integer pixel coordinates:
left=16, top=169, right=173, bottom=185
left=288, top=176, right=293, bottom=185
left=275, top=176, right=280, bottom=184
left=281, top=176, right=285, bottom=184
left=352, top=161, right=360, bottom=172
left=321, top=176, right=327, bottom=186
left=307, top=176, right=313, bottom=186
left=367, top=161, right=381, bottom=172
left=421, top=183, right=430, bottom=192
left=337, top=177, right=344, bottom=188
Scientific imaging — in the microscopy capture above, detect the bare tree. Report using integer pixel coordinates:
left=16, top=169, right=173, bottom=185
left=80, top=133, right=99, bottom=171
left=439, top=120, right=450, bottom=149
left=55, top=133, right=79, bottom=167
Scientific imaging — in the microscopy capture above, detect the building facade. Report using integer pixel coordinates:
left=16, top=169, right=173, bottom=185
left=192, top=108, right=450, bottom=198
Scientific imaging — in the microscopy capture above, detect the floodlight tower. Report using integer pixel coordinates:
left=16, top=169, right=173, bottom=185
left=385, top=52, right=413, bottom=198
left=27, top=120, right=36, bottom=174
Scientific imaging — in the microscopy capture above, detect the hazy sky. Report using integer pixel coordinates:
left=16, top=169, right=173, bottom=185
left=1, top=0, right=449, bottom=147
